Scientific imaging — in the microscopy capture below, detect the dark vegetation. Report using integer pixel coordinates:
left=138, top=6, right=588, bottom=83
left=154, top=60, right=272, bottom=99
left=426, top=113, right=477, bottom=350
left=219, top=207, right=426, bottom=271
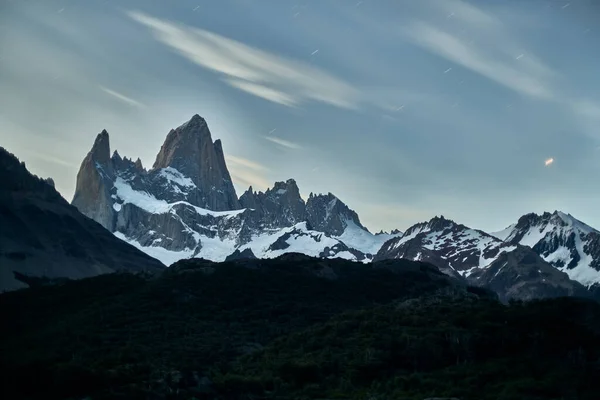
left=1, top=255, right=599, bottom=400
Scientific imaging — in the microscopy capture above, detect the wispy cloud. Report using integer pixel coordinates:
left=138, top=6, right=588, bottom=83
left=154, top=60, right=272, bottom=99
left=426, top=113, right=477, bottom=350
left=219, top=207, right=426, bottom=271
left=127, top=10, right=359, bottom=109
left=264, top=136, right=302, bottom=149
left=224, top=78, right=299, bottom=107
left=403, top=21, right=555, bottom=100
left=231, top=170, right=272, bottom=191
left=225, top=155, right=269, bottom=171
left=99, top=86, right=145, bottom=108
left=225, top=155, right=271, bottom=191
left=402, top=0, right=600, bottom=139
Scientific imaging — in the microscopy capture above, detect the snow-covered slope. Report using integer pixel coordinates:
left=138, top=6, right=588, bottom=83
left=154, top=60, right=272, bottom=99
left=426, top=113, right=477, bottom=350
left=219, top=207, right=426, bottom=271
left=374, top=215, right=590, bottom=301
left=492, top=211, right=600, bottom=287
left=375, top=216, right=518, bottom=278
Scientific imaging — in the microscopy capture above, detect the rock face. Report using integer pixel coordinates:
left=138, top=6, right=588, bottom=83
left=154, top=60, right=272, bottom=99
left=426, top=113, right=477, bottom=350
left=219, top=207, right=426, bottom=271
left=0, top=147, right=164, bottom=292
left=72, top=130, right=116, bottom=231
left=71, top=114, right=396, bottom=266
left=152, top=114, right=239, bottom=211
left=375, top=216, right=591, bottom=301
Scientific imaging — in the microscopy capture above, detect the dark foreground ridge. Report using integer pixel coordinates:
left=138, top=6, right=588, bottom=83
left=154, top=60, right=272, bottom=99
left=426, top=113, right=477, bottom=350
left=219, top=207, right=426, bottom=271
left=0, top=147, right=164, bottom=291
left=1, top=254, right=599, bottom=400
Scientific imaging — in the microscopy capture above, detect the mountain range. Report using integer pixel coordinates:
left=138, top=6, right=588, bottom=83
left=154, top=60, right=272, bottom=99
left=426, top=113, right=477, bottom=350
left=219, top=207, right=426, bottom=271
left=2, top=113, right=600, bottom=302
left=66, top=113, right=600, bottom=301
left=71, top=114, right=401, bottom=267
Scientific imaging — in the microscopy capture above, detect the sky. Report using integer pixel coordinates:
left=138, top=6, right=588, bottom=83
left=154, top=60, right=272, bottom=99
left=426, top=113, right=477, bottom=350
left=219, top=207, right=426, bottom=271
left=1, top=0, right=600, bottom=233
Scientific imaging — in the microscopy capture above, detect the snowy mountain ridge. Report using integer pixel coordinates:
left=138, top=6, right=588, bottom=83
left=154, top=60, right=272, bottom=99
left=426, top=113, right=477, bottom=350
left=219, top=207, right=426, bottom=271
left=72, top=114, right=402, bottom=267
left=492, top=211, right=600, bottom=287
left=375, top=215, right=594, bottom=301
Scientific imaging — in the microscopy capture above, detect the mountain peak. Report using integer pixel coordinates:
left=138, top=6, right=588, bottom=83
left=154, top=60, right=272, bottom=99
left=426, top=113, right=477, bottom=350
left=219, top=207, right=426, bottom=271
left=152, top=115, right=239, bottom=210
left=153, top=115, right=213, bottom=172
left=190, top=113, right=205, bottom=123
left=90, top=130, right=111, bottom=165
left=428, top=215, right=457, bottom=229
left=514, top=211, right=595, bottom=235
left=134, top=158, right=144, bottom=171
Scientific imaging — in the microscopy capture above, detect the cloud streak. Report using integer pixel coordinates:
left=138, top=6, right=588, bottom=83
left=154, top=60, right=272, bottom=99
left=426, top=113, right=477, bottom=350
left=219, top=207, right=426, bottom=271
left=225, top=155, right=269, bottom=171
left=99, top=86, right=145, bottom=108
left=264, top=136, right=302, bottom=150
left=127, top=10, right=359, bottom=109
left=225, top=155, right=271, bottom=191
left=224, top=78, right=299, bottom=107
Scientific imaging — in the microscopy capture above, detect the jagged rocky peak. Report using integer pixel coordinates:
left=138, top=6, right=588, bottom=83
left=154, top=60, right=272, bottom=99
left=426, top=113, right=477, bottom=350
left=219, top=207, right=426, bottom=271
left=239, top=186, right=258, bottom=209
left=305, top=191, right=367, bottom=236
left=267, top=179, right=303, bottom=200
left=239, top=178, right=306, bottom=228
left=71, top=130, right=117, bottom=231
left=152, top=114, right=240, bottom=211
left=89, top=129, right=112, bottom=165
left=510, top=210, right=595, bottom=237
left=134, top=157, right=144, bottom=172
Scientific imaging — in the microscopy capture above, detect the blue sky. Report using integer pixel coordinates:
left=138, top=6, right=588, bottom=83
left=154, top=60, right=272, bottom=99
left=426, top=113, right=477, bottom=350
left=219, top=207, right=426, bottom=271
left=1, top=0, right=599, bottom=232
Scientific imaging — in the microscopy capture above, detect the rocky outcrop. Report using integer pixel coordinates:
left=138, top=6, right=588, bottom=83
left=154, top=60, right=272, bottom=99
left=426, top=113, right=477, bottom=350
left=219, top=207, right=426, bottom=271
left=0, top=147, right=164, bottom=292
